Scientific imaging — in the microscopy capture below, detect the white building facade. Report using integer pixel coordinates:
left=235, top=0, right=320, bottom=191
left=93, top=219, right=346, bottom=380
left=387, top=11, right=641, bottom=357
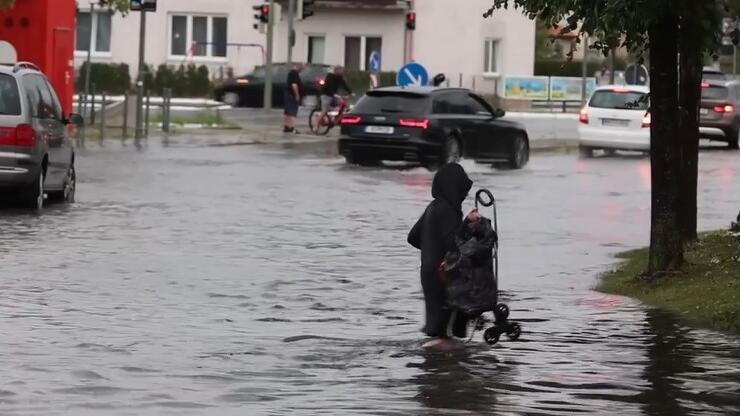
left=74, top=0, right=535, bottom=94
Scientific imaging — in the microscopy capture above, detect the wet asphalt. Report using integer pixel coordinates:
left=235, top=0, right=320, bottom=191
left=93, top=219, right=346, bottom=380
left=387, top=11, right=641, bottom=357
left=0, top=132, right=739, bottom=415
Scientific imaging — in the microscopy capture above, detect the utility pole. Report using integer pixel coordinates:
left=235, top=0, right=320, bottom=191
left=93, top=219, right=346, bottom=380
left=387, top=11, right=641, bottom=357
left=263, top=0, right=275, bottom=111
left=287, top=0, right=295, bottom=64
left=581, top=34, right=588, bottom=104
left=135, top=9, right=147, bottom=139
left=608, top=49, right=616, bottom=84
left=82, top=1, right=96, bottom=117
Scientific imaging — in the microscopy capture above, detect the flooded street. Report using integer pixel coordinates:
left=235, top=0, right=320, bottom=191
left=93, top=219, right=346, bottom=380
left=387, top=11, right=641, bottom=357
left=1, top=137, right=739, bottom=415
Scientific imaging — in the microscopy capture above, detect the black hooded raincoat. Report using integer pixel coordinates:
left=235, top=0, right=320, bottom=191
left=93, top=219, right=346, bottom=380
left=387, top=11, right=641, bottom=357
left=407, top=163, right=473, bottom=338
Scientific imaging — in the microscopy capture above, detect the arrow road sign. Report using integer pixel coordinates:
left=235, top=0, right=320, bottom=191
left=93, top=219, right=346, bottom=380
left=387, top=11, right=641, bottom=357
left=396, top=62, right=429, bottom=87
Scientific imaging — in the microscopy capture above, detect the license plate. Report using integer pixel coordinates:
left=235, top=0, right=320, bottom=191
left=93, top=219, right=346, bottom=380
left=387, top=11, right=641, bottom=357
left=700, top=108, right=709, bottom=115
left=365, top=125, right=394, bottom=134
left=601, top=118, right=629, bottom=127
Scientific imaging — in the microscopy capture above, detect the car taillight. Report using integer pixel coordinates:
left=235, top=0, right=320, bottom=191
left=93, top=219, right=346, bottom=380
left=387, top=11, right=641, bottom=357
left=15, top=124, right=36, bottom=147
left=340, top=115, right=361, bottom=125
left=579, top=108, right=589, bottom=124
left=399, top=118, right=429, bottom=129
left=641, top=112, right=651, bottom=128
left=713, top=104, right=735, bottom=113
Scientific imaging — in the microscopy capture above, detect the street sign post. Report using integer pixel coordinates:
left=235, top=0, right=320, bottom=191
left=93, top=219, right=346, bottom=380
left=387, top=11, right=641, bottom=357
left=396, top=62, right=429, bottom=87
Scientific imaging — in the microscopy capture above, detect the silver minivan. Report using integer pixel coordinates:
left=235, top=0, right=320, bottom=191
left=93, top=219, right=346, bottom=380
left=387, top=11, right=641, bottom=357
left=0, top=62, right=82, bottom=210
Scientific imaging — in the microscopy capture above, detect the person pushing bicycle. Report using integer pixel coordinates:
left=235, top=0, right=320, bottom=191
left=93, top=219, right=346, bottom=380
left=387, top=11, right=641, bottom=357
left=318, top=66, right=353, bottom=127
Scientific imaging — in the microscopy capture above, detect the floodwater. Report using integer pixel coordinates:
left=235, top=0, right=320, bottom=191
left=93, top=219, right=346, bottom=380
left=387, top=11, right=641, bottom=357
left=1, top=136, right=739, bottom=415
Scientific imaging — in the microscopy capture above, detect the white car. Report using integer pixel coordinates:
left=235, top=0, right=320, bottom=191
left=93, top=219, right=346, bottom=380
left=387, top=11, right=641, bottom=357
left=577, top=85, right=650, bottom=156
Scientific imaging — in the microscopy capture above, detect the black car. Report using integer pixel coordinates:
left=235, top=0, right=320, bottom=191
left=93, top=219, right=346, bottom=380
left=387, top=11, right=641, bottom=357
left=337, top=87, right=530, bottom=169
left=214, top=63, right=330, bottom=108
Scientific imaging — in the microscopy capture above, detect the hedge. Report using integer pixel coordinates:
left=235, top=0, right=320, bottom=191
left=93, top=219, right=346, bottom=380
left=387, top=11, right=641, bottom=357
left=76, top=62, right=131, bottom=95
left=344, top=70, right=397, bottom=96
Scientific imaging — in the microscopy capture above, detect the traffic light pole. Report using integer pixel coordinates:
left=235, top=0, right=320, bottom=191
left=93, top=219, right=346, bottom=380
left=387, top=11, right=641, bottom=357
left=263, top=0, right=275, bottom=111
left=287, top=0, right=295, bottom=64
left=135, top=9, right=147, bottom=140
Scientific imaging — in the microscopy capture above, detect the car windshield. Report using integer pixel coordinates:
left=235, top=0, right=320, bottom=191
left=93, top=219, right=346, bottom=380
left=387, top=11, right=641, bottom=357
left=0, top=74, right=21, bottom=115
left=701, top=86, right=729, bottom=100
left=352, top=92, right=432, bottom=114
left=589, top=90, right=649, bottom=110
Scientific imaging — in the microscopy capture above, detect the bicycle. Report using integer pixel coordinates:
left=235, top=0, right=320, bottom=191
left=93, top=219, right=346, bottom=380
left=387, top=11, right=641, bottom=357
left=309, top=95, right=350, bottom=135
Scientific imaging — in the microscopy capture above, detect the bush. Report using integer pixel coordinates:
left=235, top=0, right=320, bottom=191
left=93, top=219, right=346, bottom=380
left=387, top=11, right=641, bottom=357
left=535, top=58, right=628, bottom=77
left=76, top=62, right=131, bottom=95
left=150, top=64, right=213, bottom=97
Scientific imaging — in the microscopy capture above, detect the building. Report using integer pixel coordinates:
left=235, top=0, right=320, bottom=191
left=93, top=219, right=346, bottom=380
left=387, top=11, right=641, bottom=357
left=0, top=0, right=76, bottom=113
left=74, top=0, right=535, bottom=95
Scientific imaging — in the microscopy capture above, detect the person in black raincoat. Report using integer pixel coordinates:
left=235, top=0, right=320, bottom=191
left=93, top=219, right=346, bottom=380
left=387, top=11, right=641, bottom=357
left=408, top=163, right=480, bottom=349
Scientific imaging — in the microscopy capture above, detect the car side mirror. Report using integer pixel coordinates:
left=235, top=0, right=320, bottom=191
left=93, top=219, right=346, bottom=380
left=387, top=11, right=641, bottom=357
left=493, top=108, right=506, bottom=118
left=67, top=113, right=84, bottom=127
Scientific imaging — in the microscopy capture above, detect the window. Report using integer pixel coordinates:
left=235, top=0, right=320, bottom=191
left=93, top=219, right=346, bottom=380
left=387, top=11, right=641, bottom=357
left=344, top=36, right=382, bottom=71
left=434, top=93, right=468, bottom=115
left=76, top=11, right=112, bottom=55
left=307, top=36, right=326, bottom=64
left=352, top=91, right=432, bottom=114
left=466, top=95, right=490, bottom=115
left=169, top=15, right=228, bottom=59
left=23, top=75, right=60, bottom=120
left=589, top=90, right=649, bottom=110
left=0, top=74, right=21, bottom=116
left=484, top=39, right=499, bottom=74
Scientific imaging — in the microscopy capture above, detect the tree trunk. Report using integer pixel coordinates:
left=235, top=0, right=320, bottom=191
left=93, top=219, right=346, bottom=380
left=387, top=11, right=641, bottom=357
left=677, top=13, right=701, bottom=243
left=648, top=14, right=684, bottom=274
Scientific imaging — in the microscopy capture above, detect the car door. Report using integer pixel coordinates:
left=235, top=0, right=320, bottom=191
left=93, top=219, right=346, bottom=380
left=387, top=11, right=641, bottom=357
left=467, top=93, right=512, bottom=158
left=442, top=92, right=477, bottom=157
left=24, top=74, right=67, bottom=188
left=45, top=77, right=73, bottom=184
left=462, top=93, right=495, bottom=156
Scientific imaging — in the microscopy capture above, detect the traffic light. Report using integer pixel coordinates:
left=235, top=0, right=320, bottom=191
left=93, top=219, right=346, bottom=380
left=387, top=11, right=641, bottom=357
left=406, top=11, right=416, bottom=30
left=298, top=0, right=315, bottom=20
left=253, top=3, right=269, bottom=29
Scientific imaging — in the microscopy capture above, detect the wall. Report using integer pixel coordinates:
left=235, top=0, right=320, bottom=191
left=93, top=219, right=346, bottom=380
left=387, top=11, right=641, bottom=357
left=273, top=9, right=406, bottom=71
left=75, top=0, right=267, bottom=80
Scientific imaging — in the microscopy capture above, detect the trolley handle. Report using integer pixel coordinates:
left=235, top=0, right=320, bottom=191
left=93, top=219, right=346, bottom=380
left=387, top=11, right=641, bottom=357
left=475, top=189, right=494, bottom=210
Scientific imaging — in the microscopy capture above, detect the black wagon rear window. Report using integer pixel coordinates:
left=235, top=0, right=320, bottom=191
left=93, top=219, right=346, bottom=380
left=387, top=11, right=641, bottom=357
left=0, top=74, right=21, bottom=115
left=701, top=86, right=729, bottom=100
left=589, top=90, right=649, bottom=110
left=352, top=92, right=431, bottom=114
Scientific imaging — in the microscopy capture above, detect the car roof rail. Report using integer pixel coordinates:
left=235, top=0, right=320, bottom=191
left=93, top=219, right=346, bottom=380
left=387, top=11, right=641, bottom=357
left=13, top=61, right=41, bottom=73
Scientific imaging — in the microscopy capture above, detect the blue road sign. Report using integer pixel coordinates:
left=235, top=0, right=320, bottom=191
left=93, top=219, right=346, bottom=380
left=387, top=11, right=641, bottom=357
left=369, top=51, right=381, bottom=74
left=396, top=62, right=429, bottom=87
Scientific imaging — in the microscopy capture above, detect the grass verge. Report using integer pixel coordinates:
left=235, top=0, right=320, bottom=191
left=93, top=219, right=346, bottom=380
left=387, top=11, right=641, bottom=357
left=596, top=231, right=740, bottom=333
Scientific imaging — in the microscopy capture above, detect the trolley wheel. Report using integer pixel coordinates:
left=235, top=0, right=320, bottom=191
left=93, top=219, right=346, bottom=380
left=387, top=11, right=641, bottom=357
left=495, top=304, right=510, bottom=321
left=483, top=327, right=501, bottom=345
left=474, top=316, right=486, bottom=331
left=506, top=323, right=522, bottom=341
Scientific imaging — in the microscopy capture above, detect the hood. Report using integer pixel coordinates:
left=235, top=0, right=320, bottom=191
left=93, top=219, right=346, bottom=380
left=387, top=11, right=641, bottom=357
left=431, top=163, right=473, bottom=210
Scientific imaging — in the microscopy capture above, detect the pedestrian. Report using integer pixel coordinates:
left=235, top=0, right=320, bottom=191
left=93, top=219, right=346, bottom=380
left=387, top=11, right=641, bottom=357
left=407, top=163, right=481, bottom=351
left=283, top=62, right=304, bottom=134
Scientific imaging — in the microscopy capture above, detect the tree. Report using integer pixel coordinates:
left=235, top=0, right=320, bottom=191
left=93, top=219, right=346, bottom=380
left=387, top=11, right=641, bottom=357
left=484, top=0, right=732, bottom=276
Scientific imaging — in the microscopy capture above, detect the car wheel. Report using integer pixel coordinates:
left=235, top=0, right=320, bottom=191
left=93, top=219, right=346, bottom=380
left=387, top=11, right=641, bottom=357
left=579, top=145, right=594, bottom=158
left=726, top=125, right=740, bottom=149
left=223, top=92, right=240, bottom=107
left=22, top=169, right=44, bottom=210
left=49, top=164, right=76, bottom=203
left=442, top=137, right=462, bottom=164
left=508, top=135, right=529, bottom=169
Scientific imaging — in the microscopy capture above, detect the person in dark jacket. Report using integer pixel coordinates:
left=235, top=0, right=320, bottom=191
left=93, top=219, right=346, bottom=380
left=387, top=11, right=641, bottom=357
left=408, top=163, right=480, bottom=350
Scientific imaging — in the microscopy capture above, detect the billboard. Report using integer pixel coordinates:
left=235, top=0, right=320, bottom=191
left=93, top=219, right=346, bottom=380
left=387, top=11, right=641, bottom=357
left=503, top=76, right=549, bottom=100
left=549, top=77, right=597, bottom=101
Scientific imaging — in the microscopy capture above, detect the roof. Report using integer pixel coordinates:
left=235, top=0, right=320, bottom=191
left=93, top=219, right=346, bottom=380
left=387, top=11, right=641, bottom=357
left=593, top=84, right=650, bottom=93
left=369, top=86, right=469, bottom=95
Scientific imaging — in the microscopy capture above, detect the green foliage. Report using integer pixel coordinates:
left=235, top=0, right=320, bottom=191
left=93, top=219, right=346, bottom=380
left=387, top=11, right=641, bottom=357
left=76, top=62, right=131, bottom=95
left=597, top=231, right=740, bottom=333
left=149, top=64, right=213, bottom=97
left=344, top=70, right=397, bottom=96
left=535, top=59, right=627, bottom=77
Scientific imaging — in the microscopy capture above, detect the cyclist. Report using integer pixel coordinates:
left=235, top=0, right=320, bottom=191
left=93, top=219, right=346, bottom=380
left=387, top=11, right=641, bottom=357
left=318, top=66, right=353, bottom=128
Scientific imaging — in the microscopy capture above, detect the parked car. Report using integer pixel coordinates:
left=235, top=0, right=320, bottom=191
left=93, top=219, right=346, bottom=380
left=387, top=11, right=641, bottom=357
left=337, top=87, right=530, bottom=169
left=214, top=63, right=330, bottom=108
left=0, top=62, right=82, bottom=210
left=577, top=85, right=651, bottom=156
left=699, top=80, right=740, bottom=149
